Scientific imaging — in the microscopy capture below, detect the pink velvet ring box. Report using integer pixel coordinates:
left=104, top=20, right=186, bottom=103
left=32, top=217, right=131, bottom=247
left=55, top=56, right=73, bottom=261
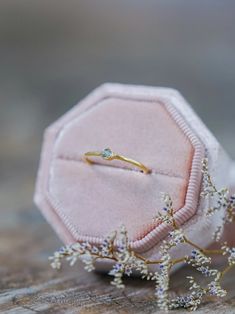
left=34, top=83, right=235, bottom=270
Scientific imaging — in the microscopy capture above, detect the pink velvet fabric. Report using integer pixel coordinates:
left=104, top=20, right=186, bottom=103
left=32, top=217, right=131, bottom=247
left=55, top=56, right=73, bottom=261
left=47, top=98, right=194, bottom=242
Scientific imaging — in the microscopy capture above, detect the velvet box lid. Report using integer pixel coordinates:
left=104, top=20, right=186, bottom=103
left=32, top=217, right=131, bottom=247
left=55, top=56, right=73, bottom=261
left=34, top=83, right=233, bottom=261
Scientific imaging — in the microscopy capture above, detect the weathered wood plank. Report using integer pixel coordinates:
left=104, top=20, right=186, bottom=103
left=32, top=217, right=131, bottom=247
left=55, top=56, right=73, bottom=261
left=1, top=214, right=235, bottom=313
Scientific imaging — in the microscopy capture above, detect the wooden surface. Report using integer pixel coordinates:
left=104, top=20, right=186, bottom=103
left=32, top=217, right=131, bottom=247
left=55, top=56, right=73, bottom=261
left=1, top=1, right=235, bottom=313
left=1, top=213, right=235, bottom=313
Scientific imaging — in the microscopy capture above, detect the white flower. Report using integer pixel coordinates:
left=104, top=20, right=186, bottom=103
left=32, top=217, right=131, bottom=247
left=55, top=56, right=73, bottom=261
left=187, top=250, right=211, bottom=267
left=80, top=252, right=95, bottom=272
left=222, top=244, right=235, bottom=265
left=154, top=251, right=171, bottom=311
left=109, top=262, right=123, bottom=276
left=230, top=195, right=235, bottom=207
left=154, top=194, right=176, bottom=226
left=196, top=266, right=218, bottom=277
left=110, top=265, right=125, bottom=289
left=201, top=159, right=217, bottom=197
left=168, top=229, right=185, bottom=246
left=229, top=248, right=235, bottom=265
left=100, top=231, right=116, bottom=257
left=213, top=225, right=223, bottom=242
left=49, top=245, right=74, bottom=269
left=208, top=281, right=227, bottom=297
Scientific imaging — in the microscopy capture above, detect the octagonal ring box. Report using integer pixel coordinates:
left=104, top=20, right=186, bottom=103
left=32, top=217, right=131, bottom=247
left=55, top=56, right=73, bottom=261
left=34, top=83, right=235, bottom=271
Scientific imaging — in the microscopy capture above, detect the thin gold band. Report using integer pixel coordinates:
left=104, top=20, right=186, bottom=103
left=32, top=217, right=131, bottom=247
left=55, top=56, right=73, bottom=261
left=84, top=148, right=151, bottom=174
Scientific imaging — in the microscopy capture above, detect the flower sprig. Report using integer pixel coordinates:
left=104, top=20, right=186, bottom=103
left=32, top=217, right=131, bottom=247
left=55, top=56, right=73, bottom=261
left=49, top=159, right=235, bottom=311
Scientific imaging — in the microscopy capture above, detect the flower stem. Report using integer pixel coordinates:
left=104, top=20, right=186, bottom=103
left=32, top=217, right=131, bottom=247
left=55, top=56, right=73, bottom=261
left=219, top=264, right=235, bottom=281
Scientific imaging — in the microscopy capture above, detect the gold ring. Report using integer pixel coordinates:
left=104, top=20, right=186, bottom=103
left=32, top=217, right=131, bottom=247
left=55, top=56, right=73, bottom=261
left=84, top=148, right=151, bottom=174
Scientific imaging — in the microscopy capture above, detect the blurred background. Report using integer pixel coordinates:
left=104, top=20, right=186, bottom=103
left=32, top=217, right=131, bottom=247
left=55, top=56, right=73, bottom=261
left=0, top=0, right=235, bottom=297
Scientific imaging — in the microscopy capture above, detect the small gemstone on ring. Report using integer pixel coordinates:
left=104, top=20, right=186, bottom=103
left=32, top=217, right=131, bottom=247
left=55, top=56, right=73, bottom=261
left=102, top=148, right=113, bottom=159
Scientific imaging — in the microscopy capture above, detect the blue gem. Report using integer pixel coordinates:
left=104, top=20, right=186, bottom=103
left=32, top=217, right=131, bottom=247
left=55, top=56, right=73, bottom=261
left=102, top=148, right=113, bottom=159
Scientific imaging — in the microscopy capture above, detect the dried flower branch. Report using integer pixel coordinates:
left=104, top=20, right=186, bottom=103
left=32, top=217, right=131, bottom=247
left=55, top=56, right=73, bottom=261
left=49, top=159, right=235, bottom=311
